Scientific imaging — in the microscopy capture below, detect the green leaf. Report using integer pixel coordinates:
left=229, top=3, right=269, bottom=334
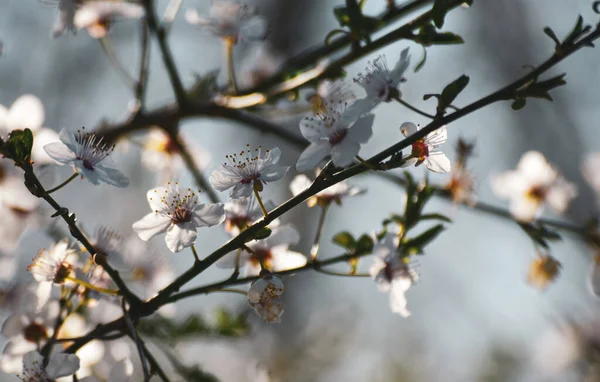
left=355, top=234, right=374, bottom=255
left=431, top=0, right=469, bottom=28
left=511, top=98, right=527, bottom=110
left=511, top=73, right=567, bottom=108
left=438, top=75, right=469, bottom=113
left=402, top=224, right=445, bottom=254
left=252, top=226, right=272, bottom=241
left=332, top=231, right=356, bottom=249
left=419, top=213, right=452, bottom=223
left=415, top=46, right=427, bottom=72
left=1, top=128, right=34, bottom=166
left=519, top=223, right=561, bottom=249
left=414, top=23, right=464, bottom=46
left=543, top=26, right=561, bottom=48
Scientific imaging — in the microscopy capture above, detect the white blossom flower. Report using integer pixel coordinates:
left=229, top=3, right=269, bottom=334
left=369, top=233, right=418, bottom=318
left=400, top=122, right=451, bottom=173
left=20, top=350, right=80, bottom=381
left=290, top=174, right=365, bottom=207
left=140, top=128, right=211, bottom=184
left=349, top=48, right=410, bottom=115
left=219, top=225, right=306, bottom=275
left=582, top=152, right=600, bottom=200
left=491, top=151, right=577, bottom=222
left=0, top=282, right=51, bottom=314
left=210, top=146, right=289, bottom=199
left=74, top=1, right=145, bottom=39
left=27, top=240, right=76, bottom=285
left=248, top=273, right=284, bottom=323
left=132, top=182, right=225, bottom=253
left=296, top=108, right=375, bottom=171
left=307, top=79, right=356, bottom=120
left=44, top=128, right=129, bottom=187
left=186, top=0, right=267, bottom=43
left=79, top=358, right=133, bottom=382
left=1, top=301, right=59, bottom=373
left=0, top=94, right=59, bottom=165
left=224, top=196, right=277, bottom=234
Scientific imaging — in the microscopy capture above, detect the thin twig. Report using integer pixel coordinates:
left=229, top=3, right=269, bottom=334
left=135, top=20, right=151, bottom=109
left=393, top=95, right=435, bottom=119
left=123, top=300, right=151, bottom=382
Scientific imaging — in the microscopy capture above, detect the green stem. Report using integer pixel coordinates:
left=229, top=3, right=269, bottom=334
left=310, top=205, right=329, bottom=261
left=253, top=188, right=269, bottom=218
left=226, top=38, right=239, bottom=94
left=190, top=245, right=200, bottom=263
left=45, top=173, right=78, bottom=195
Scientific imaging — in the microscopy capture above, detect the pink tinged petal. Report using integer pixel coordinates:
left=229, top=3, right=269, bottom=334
left=230, top=183, right=253, bottom=199
left=93, top=165, right=130, bottom=188
left=345, top=113, right=375, bottom=144
left=299, top=118, right=329, bottom=143
left=31, top=128, right=60, bottom=165
left=74, top=2, right=144, bottom=30
left=165, top=222, right=197, bottom=253
left=260, top=165, right=289, bottom=183
left=289, top=175, right=312, bottom=196
left=44, top=142, right=76, bottom=165
left=271, top=250, right=307, bottom=272
left=192, top=203, right=225, bottom=227
left=425, top=125, right=448, bottom=148
left=132, top=213, right=172, bottom=241
left=45, top=352, right=81, bottom=379
left=6, top=95, right=44, bottom=132
left=400, top=122, right=418, bottom=137
left=331, top=140, right=360, bottom=168
left=210, top=166, right=240, bottom=191
left=424, top=152, right=451, bottom=174
left=296, top=141, right=331, bottom=172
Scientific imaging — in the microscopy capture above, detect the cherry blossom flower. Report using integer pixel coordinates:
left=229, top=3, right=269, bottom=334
left=56, top=313, right=105, bottom=378
left=140, top=128, right=211, bottom=184
left=19, top=350, right=80, bottom=381
left=79, top=358, right=133, bottom=382
left=369, top=233, right=418, bottom=317
left=399, top=122, right=451, bottom=173
left=219, top=225, right=306, bottom=275
left=74, top=1, right=145, bottom=39
left=248, top=272, right=284, bottom=323
left=491, top=151, right=577, bottom=222
left=27, top=240, right=76, bottom=285
left=349, top=48, right=410, bottom=115
left=44, top=128, right=129, bottom=187
left=224, top=196, right=277, bottom=234
left=132, top=182, right=225, bottom=253
left=0, top=282, right=51, bottom=315
left=0, top=94, right=59, bottom=165
left=527, top=253, right=561, bottom=290
left=445, top=168, right=476, bottom=205
left=290, top=174, right=365, bottom=207
left=296, top=110, right=375, bottom=171
left=210, top=146, right=289, bottom=199
left=186, top=0, right=267, bottom=43
left=307, top=79, right=356, bottom=120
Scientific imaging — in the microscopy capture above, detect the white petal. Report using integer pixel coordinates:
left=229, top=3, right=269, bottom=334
left=7, top=95, right=44, bottom=132
left=260, top=165, right=289, bottom=183
left=2, top=314, right=24, bottom=338
left=509, top=196, right=540, bottom=222
left=518, top=151, right=556, bottom=186
left=74, top=2, right=144, bottom=30
left=45, top=352, right=81, bottom=378
left=299, top=118, right=329, bottom=142
left=425, top=152, right=451, bottom=173
left=343, top=98, right=379, bottom=120
left=185, top=9, right=212, bottom=26
left=165, top=222, right=197, bottom=253
left=210, top=166, right=240, bottom=191
left=289, top=175, right=312, bottom=196
left=546, top=181, right=577, bottom=213
left=94, top=165, right=130, bottom=188
left=22, top=350, right=44, bottom=370
left=490, top=171, right=529, bottom=199
left=400, top=122, right=418, bottom=137
left=31, top=128, right=60, bottom=165
left=264, top=147, right=282, bottom=165
left=331, top=140, right=360, bottom=168
left=192, top=203, right=225, bottom=227
left=44, top=142, right=76, bottom=165
left=389, top=279, right=412, bottom=318
left=425, top=125, right=448, bottom=148
left=146, top=186, right=169, bottom=212
left=296, top=141, right=331, bottom=172
left=583, top=152, right=600, bottom=193
left=132, top=213, right=172, bottom=241
left=391, top=47, right=410, bottom=83
left=230, top=183, right=253, bottom=199
left=345, top=113, right=374, bottom=144
left=266, top=225, right=300, bottom=247
left=271, top=250, right=307, bottom=271
left=108, top=358, right=134, bottom=382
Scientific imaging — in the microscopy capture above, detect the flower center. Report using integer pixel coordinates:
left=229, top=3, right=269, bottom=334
left=24, top=322, right=48, bottom=344
left=54, top=263, right=72, bottom=284
left=329, top=128, right=348, bottom=146
left=172, top=207, right=192, bottom=223
left=527, top=185, right=547, bottom=202
left=249, top=249, right=273, bottom=269
left=411, top=139, right=429, bottom=160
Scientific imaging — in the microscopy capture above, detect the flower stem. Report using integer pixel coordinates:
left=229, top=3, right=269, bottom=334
left=392, top=95, right=435, bottom=119
left=45, top=173, right=79, bottom=195
left=253, top=188, right=269, bottom=218
left=65, top=276, right=119, bottom=296
left=225, top=38, right=239, bottom=94
left=310, top=205, right=329, bottom=261
left=190, top=245, right=200, bottom=262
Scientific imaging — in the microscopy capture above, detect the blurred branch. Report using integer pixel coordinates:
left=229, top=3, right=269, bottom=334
left=134, top=21, right=151, bottom=109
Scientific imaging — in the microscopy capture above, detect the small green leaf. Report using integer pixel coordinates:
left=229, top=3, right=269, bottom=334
left=355, top=234, right=374, bottom=255
left=511, top=98, right=526, bottom=110
left=188, top=70, right=219, bottom=102
left=438, top=75, right=469, bottom=113
left=402, top=224, right=446, bottom=254
left=332, top=231, right=356, bottom=249
left=1, top=128, right=34, bottom=166
left=543, top=26, right=561, bottom=48
left=414, top=23, right=464, bottom=46
left=252, top=227, right=272, bottom=241
left=519, top=223, right=561, bottom=249
left=431, top=0, right=468, bottom=28
left=419, top=213, right=452, bottom=223
left=415, top=46, right=427, bottom=72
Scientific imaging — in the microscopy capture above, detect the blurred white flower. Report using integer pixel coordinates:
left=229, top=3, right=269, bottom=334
left=400, top=122, right=451, bottom=174
left=307, top=79, right=356, bottom=120
left=132, top=182, right=225, bottom=253
left=491, top=151, right=577, bottom=222
left=369, top=233, right=418, bottom=318
left=79, top=358, right=134, bottom=382
left=526, top=253, right=562, bottom=290
left=140, top=128, right=211, bottom=184
left=582, top=152, right=600, bottom=199
left=248, top=273, right=284, bottom=323
left=241, top=44, right=283, bottom=89
left=0, top=94, right=59, bottom=165
left=0, top=282, right=51, bottom=314
left=290, top=174, right=365, bottom=207
left=27, top=240, right=75, bottom=285
left=186, top=0, right=267, bottom=43
left=20, top=350, right=80, bottom=381
left=210, top=146, right=289, bottom=199
left=296, top=111, right=375, bottom=171
left=1, top=301, right=59, bottom=373
left=349, top=48, right=410, bottom=115
left=223, top=196, right=277, bottom=234
left=56, top=313, right=105, bottom=378
left=219, top=225, right=305, bottom=275
left=74, top=1, right=145, bottom=39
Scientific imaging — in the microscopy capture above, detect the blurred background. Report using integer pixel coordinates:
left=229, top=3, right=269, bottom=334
left=1, top=0, right=600, bottom=381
